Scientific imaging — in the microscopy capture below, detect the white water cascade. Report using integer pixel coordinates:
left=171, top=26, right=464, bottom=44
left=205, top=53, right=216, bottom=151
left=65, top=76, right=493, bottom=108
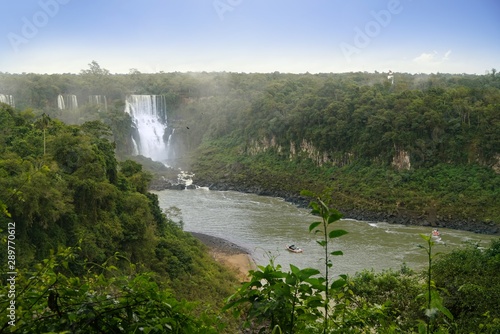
left=88, top=95, right=107, bottom=111
left=57, top=95, right=65, bottom=110
left=166, top=128, right=175, bottom=161
left=0, top=94, right=15, bottom=107
left=124, top=95, right=172, bottom=163
left=57, top=94, right=78, bottom=110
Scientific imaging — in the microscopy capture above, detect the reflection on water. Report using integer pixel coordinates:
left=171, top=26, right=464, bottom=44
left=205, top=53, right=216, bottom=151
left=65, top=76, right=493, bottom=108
left=153, top=189, right=496, bottom=276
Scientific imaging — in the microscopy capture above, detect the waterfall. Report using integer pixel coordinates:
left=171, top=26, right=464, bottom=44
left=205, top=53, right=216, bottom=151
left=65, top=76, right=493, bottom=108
left=0, top=94, right=15, bottom=107
left=124, top=95, right=170, bottom=163
left=88, top=95, right=107, bottom=111
left=131, top=137, right=139, bottom=156
left=57, top=95, right=65, bottom=110
left=166, top=128, right=175, bottom=161
left=68, top=95, right=78, bottom=109
left=57, top=94, right=78, bottom=110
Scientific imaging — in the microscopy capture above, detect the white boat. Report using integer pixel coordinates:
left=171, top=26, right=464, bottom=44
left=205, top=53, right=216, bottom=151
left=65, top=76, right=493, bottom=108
left=286, top=245, right=303, bottom=253
left=432, top=229, right=442, bottom=242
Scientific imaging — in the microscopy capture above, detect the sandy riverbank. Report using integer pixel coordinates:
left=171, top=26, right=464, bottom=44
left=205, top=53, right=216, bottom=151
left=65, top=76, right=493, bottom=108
left=191, top=232, right=257, bottom=281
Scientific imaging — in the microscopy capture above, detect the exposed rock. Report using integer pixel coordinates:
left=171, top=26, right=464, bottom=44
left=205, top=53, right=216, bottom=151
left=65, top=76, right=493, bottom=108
left=248, top=137, right=355, bottom=167
left=191, top=178, right=499, bottom=236
left=492, top=154, right=500, bottom=174
left=392, top=148, right=411, bottom=171
left=149, top=179, right=185, bottom=191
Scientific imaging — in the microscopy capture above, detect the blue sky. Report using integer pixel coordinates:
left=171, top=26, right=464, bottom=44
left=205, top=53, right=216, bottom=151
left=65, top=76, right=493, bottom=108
left=1, top=0, right=499, bottom=74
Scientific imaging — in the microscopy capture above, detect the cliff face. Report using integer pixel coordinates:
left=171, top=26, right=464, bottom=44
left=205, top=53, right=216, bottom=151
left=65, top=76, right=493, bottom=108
left=392, top=149, right=411, bottom=171
left=492, top=154, right=500, bottom=174
left=248, top=137, right=330, bottom=167
left=191, top=130, right=499, bottom=235
left=247, top=136, right=410, bottom=170
left=247, top=136, right=338, bottom=166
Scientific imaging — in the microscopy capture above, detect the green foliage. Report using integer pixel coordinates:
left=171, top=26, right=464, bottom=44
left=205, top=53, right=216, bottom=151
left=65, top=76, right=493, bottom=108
left=2, top=70, right=499, bottom=224
left=0, top=106, right=242, bottom=333
left=432, top=239, right=500, bottom=332
left=224, top=259, right=325, bottom=333
left=118, top=160, right=152, bottom=193
left=0, top=246, right=220, bottom=333
left=225, top=194, right=382, bottom=334
left=194, top=142, right=500, bottom=225
left=2, top=69, right=500, bottom=332
left=224, top=191, right=500, bottom=333
left=350, top=267, right=422, bottom=332
left=302, top=191, right=346, bottom=333
left=416, top=234, right=454, bottom=333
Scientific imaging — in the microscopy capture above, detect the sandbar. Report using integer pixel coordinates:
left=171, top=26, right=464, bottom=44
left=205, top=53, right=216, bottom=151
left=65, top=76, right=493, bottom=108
left=191, top=232, right=257, bottom=281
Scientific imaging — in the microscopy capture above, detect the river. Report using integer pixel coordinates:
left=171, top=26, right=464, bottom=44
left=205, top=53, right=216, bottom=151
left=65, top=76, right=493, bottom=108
left=153, top=189, right=496, bottom=276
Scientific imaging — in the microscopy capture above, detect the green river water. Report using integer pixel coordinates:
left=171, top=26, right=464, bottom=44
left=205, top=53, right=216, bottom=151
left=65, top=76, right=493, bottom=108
left=154, top=189, right=497, bottom=276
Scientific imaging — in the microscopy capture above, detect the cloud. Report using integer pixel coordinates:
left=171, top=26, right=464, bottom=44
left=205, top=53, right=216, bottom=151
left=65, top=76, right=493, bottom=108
left=442, top=50, right=452, bottom=61
left=412, top=50, right=452, bottom=69
left=413, top=51, right=438, bottom=63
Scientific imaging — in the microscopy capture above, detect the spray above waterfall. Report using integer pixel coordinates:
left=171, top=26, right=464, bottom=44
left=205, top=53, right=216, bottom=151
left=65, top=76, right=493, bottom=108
left=124, top=95, right=175, bottom=164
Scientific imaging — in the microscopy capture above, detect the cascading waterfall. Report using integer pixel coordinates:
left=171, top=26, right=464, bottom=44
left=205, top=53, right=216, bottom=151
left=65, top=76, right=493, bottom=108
left=0, top=94, right=15, bottom=107
left=57, top=94, right=65, bottom=110
left=88, top=95, right=107, bottom=111
left=124, top=95, right=172, bottom=163
left=68, top=95, right=78, bottom=109
left=57, top=94, right=78, bottom=110
left=165, top=128, right=176, bottom=161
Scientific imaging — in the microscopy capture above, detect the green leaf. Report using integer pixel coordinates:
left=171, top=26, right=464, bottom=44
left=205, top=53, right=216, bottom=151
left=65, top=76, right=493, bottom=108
left=328, top=229, right=348, bottom=239
left=1, top=202, right=11, bottom=217
left=419, top=233, right=431, bottom=241
left=299, top=268, right=321, bottom=279
left=331, top=278, right=346, bottom=289
left=330, top=250, right=343, bottom=256
left=309, top=221, right=322, bottom=232
left=316, top=240, right=327, bottom=247
left=300, top=190, right=315, bottom=198
left=317, top=199, right=329, bottom=213
left=327, top=211, right=343, bottom=224
left=272, top=325, right=283, bottom=334
left=285, top=274, right=297, bottom=286
left=438, top=304, right=454, bottom=320
left=290, top=264, right=300, bottom=276
left=307, top=299, right=324, bottom=308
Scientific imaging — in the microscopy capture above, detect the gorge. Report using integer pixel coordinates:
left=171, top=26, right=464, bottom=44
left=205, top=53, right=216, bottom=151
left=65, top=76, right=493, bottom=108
left=0, top=70, right=498, bottom=233
left=1, top=69, right=499, bottom=332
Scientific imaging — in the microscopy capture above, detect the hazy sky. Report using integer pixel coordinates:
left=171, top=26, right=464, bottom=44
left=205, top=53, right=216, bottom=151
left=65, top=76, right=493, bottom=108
left=1, top=0, right=499, bottom=74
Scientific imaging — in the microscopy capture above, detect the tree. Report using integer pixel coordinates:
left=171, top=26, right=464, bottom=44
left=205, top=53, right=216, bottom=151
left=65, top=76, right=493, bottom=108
left=80, top=60, right=110, bottom=76
left=34, top=112, right=51, bottom=156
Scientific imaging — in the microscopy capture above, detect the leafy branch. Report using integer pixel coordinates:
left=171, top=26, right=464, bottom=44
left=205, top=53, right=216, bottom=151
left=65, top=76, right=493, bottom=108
left=417, top=233, right=453, bottom=333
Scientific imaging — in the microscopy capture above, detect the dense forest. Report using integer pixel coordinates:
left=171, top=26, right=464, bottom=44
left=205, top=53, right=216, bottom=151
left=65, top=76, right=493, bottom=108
left=1, top=64, right=500, bottom=332
left=3, top=64, right=498, bottom=230
left=0, top=102, right=242, bottom=332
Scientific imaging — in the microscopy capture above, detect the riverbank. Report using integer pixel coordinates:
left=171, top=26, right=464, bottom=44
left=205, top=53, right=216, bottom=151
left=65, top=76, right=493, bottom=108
left=149, top=163, right=499, bottom=236
left=158, top=178, right=498, bottom=235
left=191, top=232, right=257, bottom=281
